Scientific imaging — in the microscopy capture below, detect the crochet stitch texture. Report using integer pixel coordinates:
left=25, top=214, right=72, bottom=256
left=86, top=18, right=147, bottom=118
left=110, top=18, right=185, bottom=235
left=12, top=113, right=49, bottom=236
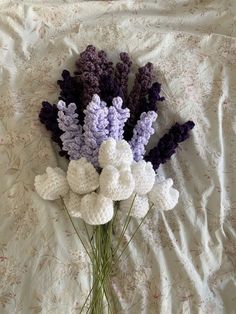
left=67, top=158, right=99, bottom=194
left=34, top=167, right=69, bottom=200
left=98, top=138, right=133, bottom=168
left=57, top=101, right=83, bottom=160
left=120, top=193, right=149, bottom=218
left=99, top=165, right=135, bottom=201
left=131, top=160, right=155, bottom=195
left=80, top=192, right=114, bottom=225
left=63, top=190, right=82, bottom=217
left=148, top=177, right=179, bottom=211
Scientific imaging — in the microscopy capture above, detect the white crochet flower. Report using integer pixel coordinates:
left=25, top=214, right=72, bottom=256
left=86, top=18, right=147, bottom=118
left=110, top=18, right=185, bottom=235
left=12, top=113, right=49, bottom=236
left=131, top=160, right=155, bottom=195
left=34, top=167, right=69, bottom=200
left=148, top=176, right=179, bottom=211
left=120, top=193, right=149, bottom=218
left=80, top=192, right=114, bottom=225
left=63, top=190, right=82, bottom=217
left=99, top=165, right=135, bottom=201
left=98, top=138, right=133, bottom=168
left=67, top=158, right=99, bottom=194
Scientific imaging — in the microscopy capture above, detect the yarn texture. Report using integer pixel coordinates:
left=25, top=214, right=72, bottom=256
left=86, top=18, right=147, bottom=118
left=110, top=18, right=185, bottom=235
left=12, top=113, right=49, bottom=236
left=107, top=97, right=130, bottom=140
left=63, top=190, right=82, bottom=217
left=120, top=193, right=149, bottom=218
left=81, top=94, right=109, bottom=167
left=67, top=158, right=99, bottom=194
left=34, top=138, right=181, bottom=224
left=98, top=138, right=133, bottom=168
left=129, top=111, right=157, bottom=161
left=148, top=176, right=179, bottom=211
left=34, top=167, right=69, bottom=200
left=99, top=165, right=135, bottom=201
left=131, top=160, right=155, bottom=195
left=80, top=192, right=114, bottom=225
left=57, top=101, right=83, bottom=160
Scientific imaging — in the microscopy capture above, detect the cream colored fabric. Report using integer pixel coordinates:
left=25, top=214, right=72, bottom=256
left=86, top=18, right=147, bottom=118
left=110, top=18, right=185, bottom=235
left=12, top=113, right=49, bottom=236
left=0, top=1, right=236, bottom=313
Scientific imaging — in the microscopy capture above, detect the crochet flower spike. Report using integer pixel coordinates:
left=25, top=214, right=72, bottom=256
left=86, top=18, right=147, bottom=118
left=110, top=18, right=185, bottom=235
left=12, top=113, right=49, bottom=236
left=131, top=160, right=155, bottom=195
left=114, top=52, right=132, bottom=101
left=80, top=192, right=114, bottom=225
left=63, top=190, right=82, bottom=217
left=145, top=121, right=195, bottom=169
left=99, top=165, right=135, bottom=201
left=120, top=193, right=149, bottom=218
left=130, top=111, right=157, bottom=161
left=107, top=97, right=130, bottom=140
left=39, top=101, right=66, bottom=156
left=81, top=94, right=109, bottom=167
left=57, top=70, right=83, bottom=117
left=148, top=177, right=179, bottom=211
left=57, top=101, right=83, bottom=160
left=98, top=138, right=133, bottom=168
left=67, top=158, right=99, bottom=194
left=34, top=167, right=69, bottom=200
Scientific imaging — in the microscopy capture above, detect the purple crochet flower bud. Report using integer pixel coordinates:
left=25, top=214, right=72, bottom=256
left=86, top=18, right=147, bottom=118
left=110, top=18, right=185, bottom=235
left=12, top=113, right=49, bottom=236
left=145, top=121, right=195, bottom=169
left=57, top=101, right=83, bottom=160
left=39, top=101, right=69, bottom=157
left=81, top=94, right=109, bottom=167
left=107, top=97, right=130, bottom=140
left=129, top=111, right=157, bottom=161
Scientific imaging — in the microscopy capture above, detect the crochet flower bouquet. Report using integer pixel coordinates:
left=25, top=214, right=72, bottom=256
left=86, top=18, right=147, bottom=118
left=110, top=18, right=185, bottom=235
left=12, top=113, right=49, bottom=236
left=35, top=45, right=194, bottom=313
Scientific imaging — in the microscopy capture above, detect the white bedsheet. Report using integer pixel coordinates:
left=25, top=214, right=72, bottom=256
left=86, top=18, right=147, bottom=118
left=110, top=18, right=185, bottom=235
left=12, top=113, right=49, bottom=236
left=0, top=1, right=236, bottom=313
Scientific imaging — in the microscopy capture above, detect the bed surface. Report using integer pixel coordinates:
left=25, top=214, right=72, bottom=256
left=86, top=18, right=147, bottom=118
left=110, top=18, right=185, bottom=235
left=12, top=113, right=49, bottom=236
left=0, top=1, right=236, bottom=313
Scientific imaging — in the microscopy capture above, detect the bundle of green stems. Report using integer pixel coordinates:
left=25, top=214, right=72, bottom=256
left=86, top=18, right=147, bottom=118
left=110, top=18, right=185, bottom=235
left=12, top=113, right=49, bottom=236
left=62, top=196, right=153, bottom=314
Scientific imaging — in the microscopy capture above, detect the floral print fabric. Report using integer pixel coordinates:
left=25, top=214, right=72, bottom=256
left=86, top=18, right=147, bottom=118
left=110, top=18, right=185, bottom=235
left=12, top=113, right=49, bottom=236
left=0, top=1, right=236, bottom=313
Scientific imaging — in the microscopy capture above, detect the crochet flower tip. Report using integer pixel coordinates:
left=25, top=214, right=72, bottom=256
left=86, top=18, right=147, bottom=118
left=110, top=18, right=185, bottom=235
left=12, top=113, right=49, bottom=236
left=131, top=160, right=155, bottom=195
left=67, top=158, right=99, bottom=194
left=120, top=193, right=149, bottom=218
left=145, top=120, right=195, bottom=169
left=148, top=177, right=179, bottom=211
left=80, top=192, right=114, bottom=225
left=99, top=165, right=135, bottom=201
left=98, top=138, right=133, bottom=168
left=34, top=167, right=69, bottom=200
left=130, top=111, right=157, bottom=161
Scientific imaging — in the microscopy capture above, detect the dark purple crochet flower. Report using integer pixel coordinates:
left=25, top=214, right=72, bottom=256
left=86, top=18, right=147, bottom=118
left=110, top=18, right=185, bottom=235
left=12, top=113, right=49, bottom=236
left=39, top=101, right=67, bottom=156
left=74, top=45, right=115, bottom=106
left=57, top=70, right=82, bottom=105
left=114, top=52, right=132, bottom=101
left=145, top=121, right=195, bottom=170
left=124, top=63, right=160, bottom=140
left=146, top=82, right=165, bottom=111
left=38, top=45, right=170, bottom=160
left=99, top=74, right=123, bottom=105
left=57, top=70, right=85, bottom=124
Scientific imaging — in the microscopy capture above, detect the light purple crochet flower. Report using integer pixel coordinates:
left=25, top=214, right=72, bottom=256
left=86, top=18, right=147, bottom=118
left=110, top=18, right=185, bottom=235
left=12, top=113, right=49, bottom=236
left=57, top=100, right=83, bottom=160
left=107, top=97, right=130, bottom=140
left=81, top=94, right=109, bottom=167
left=129, top=111, right=157, bottom=161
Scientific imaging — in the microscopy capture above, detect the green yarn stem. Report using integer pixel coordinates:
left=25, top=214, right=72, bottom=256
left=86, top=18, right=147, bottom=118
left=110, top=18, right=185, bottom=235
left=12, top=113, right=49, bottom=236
left=62, top=196, right=153, bottom=313
left=89, top=223, right=116, bottom=314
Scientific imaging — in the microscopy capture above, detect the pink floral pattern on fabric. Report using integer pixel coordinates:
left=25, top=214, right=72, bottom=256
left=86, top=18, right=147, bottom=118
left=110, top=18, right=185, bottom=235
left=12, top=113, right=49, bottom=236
left=0, top=1, right=236, bottom=313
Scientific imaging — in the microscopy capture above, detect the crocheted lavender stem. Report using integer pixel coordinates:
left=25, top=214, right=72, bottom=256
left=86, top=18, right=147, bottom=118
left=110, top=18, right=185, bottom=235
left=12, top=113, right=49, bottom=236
left=81, top=94, right=109, bottom=167
left=114, top=52, right=132, bottom=101
left=129, top=111, right=157, bottom=162
left=74, top=45, right=115, bottom=106
left=57, top=101, right=83, bottom=160
left=108, top=97, right=130, bottom=140
left=147, top=82, right=165, bottom=111
left=57, top=70, right=81, bottom=104
left=124, top=62, right=155, bottom=140
left=145, top=121, right=195, bottom=170
left=39, top=101, right=68, bottom=156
